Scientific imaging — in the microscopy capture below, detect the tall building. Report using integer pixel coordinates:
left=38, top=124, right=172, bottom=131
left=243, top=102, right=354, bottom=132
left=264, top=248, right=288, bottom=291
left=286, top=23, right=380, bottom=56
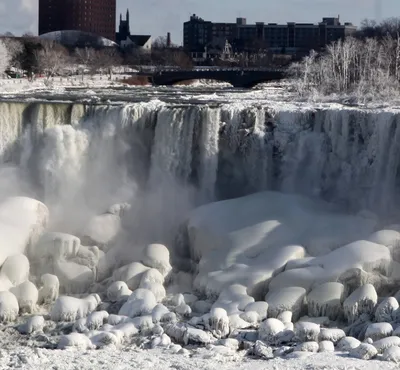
left=183, top=15, right=357, bottom=55
left=38, top=0, right=116, bottom=41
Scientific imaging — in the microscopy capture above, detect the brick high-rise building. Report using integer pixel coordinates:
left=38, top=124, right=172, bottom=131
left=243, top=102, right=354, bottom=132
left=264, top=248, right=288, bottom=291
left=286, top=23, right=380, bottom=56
left=39, top=0, right=116, bottom=41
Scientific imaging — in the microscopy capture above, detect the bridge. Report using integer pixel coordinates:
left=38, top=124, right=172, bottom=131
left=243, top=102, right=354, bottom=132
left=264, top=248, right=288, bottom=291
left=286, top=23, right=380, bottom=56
left=137, top=68, right=285, bottom=88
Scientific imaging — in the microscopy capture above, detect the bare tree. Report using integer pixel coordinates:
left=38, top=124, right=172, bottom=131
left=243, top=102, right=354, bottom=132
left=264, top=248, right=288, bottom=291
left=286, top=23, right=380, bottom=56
left=93, top=48, right=122, bottom=79
left=3, top=38, right=23, bottom=69
left=74, top=47, right=96, bottom=80
left=152, top=36, right=168, bottom=50
left=34, top=41, right=69, bottom=80
left=0, top=40, right=11, bottom=76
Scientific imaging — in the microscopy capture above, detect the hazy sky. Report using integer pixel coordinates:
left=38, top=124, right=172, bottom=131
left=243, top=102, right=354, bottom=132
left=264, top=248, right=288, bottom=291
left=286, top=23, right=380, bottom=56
left=0, top=0, right=399, bottom=44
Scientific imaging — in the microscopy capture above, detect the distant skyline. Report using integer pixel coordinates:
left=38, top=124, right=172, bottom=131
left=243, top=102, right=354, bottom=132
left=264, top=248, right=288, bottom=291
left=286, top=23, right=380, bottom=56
left=1, top=0, right=400, bottom=45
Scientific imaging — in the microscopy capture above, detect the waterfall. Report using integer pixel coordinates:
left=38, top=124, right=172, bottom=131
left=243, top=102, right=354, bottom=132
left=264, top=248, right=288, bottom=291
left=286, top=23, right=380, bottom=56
left=0, top=100, right=399, bottom=226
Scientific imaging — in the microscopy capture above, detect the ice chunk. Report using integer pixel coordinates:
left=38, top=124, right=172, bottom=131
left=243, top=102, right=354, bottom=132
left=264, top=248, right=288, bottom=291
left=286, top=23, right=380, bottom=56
left=50, top=294, right=101, bottom=322
left=375, top=297, right=398, bottom=322
left=58, top=333, right=95, bottom=350
left=258, top=318, right=285, bottom=343
left=0, top=291, right=18, bottom=322
left=252, top=340, right=273, bottom=359
left=343, top=284, right=377, bottom=323
left=141, top=243, right=172, bottom=277
left=204, top=307, right=230, bottom=339
left=265, top=286, right=306, bottom=321
left=319, top=341, right=334, bottom=352
left=306, top=282, right=345, bottom=320
left=349, top=343, right=378, bottom=360
left=38, top=274, right=59, bottom=305
left=365, top=322, right=393, bottom=341
left=1, top=254, right=29, bottom=286
left=294, top=321, right=320, bottom=342
left=10, top=281, right=38, bottom=313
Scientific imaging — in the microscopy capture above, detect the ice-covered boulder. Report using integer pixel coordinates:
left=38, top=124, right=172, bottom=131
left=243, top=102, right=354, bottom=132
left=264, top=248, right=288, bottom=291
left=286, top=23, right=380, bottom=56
left=252, top=340, right=274, bottom=359
left=277, top=311, right=292, bottom=324
left=187, top=191, right=375, bottom=298
left=139, top=281, right=166, bottom=302
left=1, top=254, right=30, bottom=286
left=118, top=289, right=157, bottom=318
left=383, top=346, right=400, bottom=363
left=10, top=281, right=38, bottom=313
left=192, top=300, right=213, bottom=314
left=343, top=284, right=378, bottom=323
left=294, top=341, right=319, bottom=352
left=112, top=262, right=149, bottom=291
left=90, top=331, right=121, bottom=348
left=337, top=336, right=361, bottom=351
left=183, top=327, right=214, bottom=346
left=349, top=343, right=378, bottom=360
left=318, top=328, right=345, bottom=344
left=141, top=244, right=172, bottom=278
left=265, top=286, right=306, bottom=321
left=258, top=318, right=285, bottom=343
left=212, top=284, right=254, bottom=315
left=50, top=293, right=101, bottom=322
left=83, top=213, right=121, bottom=246
left=38, top=274, right=59, bottom=305
left=0, top=197, right=48, bottom=266
left=18, top=315, right=45, bottom=334
left=86, top=311, right=109, bottom=330
left=375, top=297, right=398, bottom=322
left=244, top=302, right=268, bottom=321
left=107, top=281, right=132, bottom=302
left=319, top=341, right=334, bottom=352
left=151, top=334, right=171, bottom=348
left=204, top=308, right=230, bottom=339
left=365, top=323, right=393, bottom=341
left=58, top=333, right=95, bottom=350
left=306, top=282, right=345, bottom=320
left=240, top=311, right=259, bottom=324
left=140, top=269, right=164, bottom=286
left=54, top=260, right=95, bottom=294
left=151, top=304, right=170, bottom=323
left=373, top=336, right=400, bottom=353
left=0, top=291, right=19, bottom=322
left=294, top=321, right=320, bottom=342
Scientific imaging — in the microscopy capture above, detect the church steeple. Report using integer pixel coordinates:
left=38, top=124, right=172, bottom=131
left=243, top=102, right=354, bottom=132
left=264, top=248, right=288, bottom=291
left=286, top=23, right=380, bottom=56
left=126, top=9, right=130, bottom=34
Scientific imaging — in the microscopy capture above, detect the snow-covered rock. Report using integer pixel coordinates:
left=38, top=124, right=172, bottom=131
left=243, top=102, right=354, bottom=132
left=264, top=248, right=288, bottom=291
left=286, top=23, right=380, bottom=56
left=294, top=321, right=320, bottom=342
left=294, top=341, right=319, bottom=352
left=10, top=281, right=38, bottom=313
left=240, top=311, right=259, bottom=324
left=318, top=328, right=345, bottom=344
left=140, top=269, right=164, bottom=286
left=277, top=311, right=292, bottom=324
left=38, top=274, right=59, bottom=304
left=141, top=243, right=172, bottom=278
left=375, top=297, right=399, bottom=322
left=0, top=291, right=19, bottom=322
left=86, top=311, right=109, bottom=330
left=192, top=300, right=213, bottom=314
left=252, top=340, right=274, bottom=359
left=258, top=318, right=285, bottom=343
left=90, top=331, right=120, bottom=348
left=337, top=336, right=361, bottom=351
left=54, top=260, right=94, bottom=294
left=175, top=303, right=192, bottom=317
left=107, top=281, right=132, bottom=302
left=183, top=327, right=214, bottom=346
left=50, top=294, right=101, bottom=322
left=319, top=340, right=334, bottom=352
left=204, top=307, right=230, bottom=339
left=383, top=346, right=400, bottom=363
left=151, top=333, right=171, bottom=348
left=1, top=254, right=30, bottom=286
left=139, top=281, right=166, bottom=302
left=112, top=262, right=149, bottom=291
left=17, top=315, right=45, bottom=334
left=306, top=282, right=345, bottom=320
left=244, top=301, right=268, bottom=321
left=349, top=343, right=378, bottom=360
left=58, top=333, right=95, bottom=350
left=187, top=191, right=375, bottom=298
left=373, top=336, right=400, bottom=353
left=266, top=286, right=306, bottom=321
left=118, top=289, right=157, bottom=318
left=212, top=284, right=254, bottom=315
left=365, top=323, right=393, bottom=341
left=343, top=284, right=378, bottom=323
left=151, top=304, right=170, bottom=323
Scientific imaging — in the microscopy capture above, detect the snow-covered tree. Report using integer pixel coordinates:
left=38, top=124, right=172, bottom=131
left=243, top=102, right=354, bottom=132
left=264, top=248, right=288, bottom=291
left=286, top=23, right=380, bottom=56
left=0, top=40, right=11, bottom=76
left=34, top=41, right=69, bottom=80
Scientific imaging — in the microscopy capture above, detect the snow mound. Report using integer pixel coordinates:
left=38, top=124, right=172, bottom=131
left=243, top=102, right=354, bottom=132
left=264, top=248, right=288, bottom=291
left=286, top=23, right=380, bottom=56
left=294, top=341, right=319, bottom=352
left=258, top=318, right=285, bottom=343
left=188, top=191, right=376, bottom=298
left=1, top=254, right=30, bottom=286
left=365, top=322, right=393, bottom=341
left=141, top=244, right=172, bottom=277
left=86, top=311, right=109, bottom=330
left=318, top=328, right=345, bottom=344
left=50, top=294, right=101, bottom=322
left=265, top=286, right=306, bottom=321
left=383, top=346, right=400, bottom=363
left=375, top=297, right=398, bottom=322
left=319, top=341, right=334, bottom=352
left=343, top=284, right=378, bottom=323
left=244, top=302, right=268, bottom=320
left=337, top=336, right=361, bottom=351
left=349, top=343, right=378, bottom=360
left=18, top=315, right=45, bottom=334
left=118, top=289, right=157, bottom=318
left=307, top=282, right=345, bottom=320
left=294, top=321, right=320, bottom=342
left=0, top=291, right=19, bottom=322
left=373, top=336, right=400, bottom=353
left=107, top=281, right=132, bottom=302
left=58, top=333, right=95, bottom=350
left=212, top=284, right=254, bottom=315
left=112, top=262, right=149, bottom=291
left=10, top=281, right=38, bottom=313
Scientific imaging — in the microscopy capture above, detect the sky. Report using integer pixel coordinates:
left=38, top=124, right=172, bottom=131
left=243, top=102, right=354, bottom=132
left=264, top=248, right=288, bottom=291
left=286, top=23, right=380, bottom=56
left=0, top=0, right=399, bottom=45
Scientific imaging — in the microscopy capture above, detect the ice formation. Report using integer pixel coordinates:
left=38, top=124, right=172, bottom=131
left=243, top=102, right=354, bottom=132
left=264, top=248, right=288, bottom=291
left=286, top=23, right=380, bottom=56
left=0, top=100, right=400, bottom=365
